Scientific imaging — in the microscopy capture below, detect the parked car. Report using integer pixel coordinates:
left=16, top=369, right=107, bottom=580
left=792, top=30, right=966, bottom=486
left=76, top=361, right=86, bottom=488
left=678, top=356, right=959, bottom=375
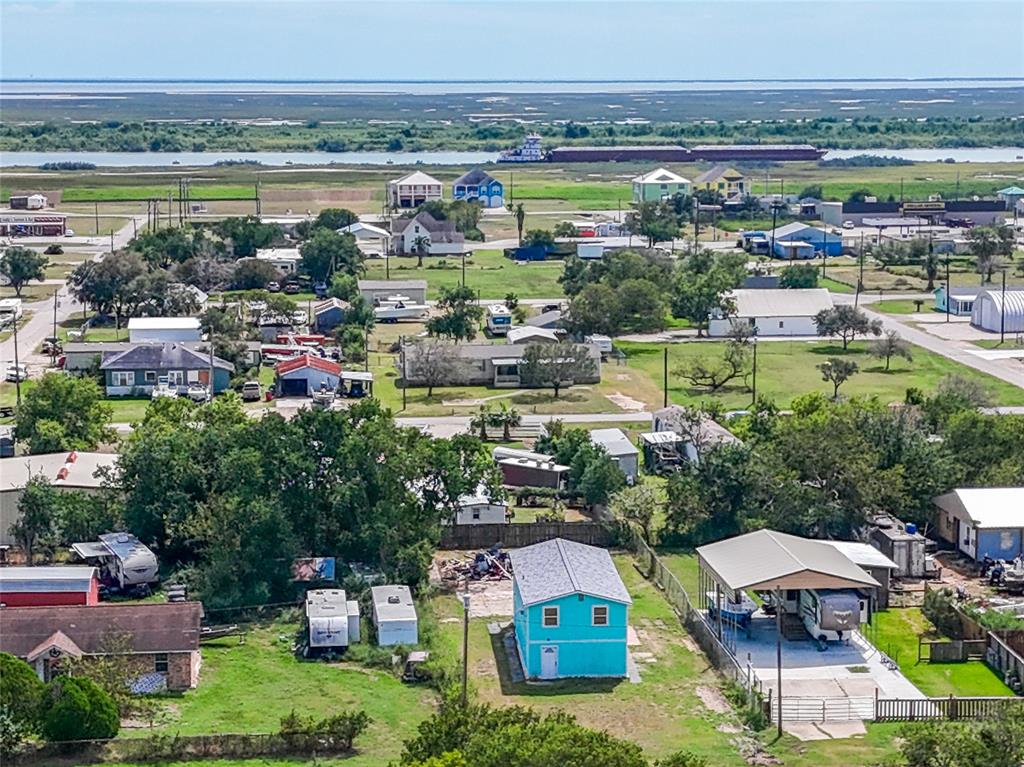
left=64, top=228, right=75, bottom=237
left=283, top=282, right=301, bottom=295
left=5, top=364, right=28, bottom=383
left=841, top=220, right=855, bottom=229
left=186, top=384, right=210, bottom=403
left=313, top=282, right=328, bottom=299
left=240, top=381, right=262, bottom=401
left=267, top=281, right=281, bottom=293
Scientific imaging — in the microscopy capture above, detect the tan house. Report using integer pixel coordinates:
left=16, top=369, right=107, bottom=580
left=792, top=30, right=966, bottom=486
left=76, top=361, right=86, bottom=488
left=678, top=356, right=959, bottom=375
left=694, top=165, right=747, bottom=199
left=0, top=602, right=203, bottom=690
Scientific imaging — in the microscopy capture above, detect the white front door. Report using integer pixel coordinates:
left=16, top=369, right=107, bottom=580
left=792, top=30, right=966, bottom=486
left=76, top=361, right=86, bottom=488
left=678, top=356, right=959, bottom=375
left=540, top=645, right=558, bottom=679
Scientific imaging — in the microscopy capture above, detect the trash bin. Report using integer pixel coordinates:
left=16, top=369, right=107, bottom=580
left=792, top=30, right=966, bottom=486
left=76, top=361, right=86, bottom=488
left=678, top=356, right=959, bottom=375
left=265, top=391, right=273, bottom=402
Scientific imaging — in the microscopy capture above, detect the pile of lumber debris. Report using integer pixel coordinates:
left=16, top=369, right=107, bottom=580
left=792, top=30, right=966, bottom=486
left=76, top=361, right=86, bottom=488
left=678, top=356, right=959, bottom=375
left=438, top=545, right=512, bottom=583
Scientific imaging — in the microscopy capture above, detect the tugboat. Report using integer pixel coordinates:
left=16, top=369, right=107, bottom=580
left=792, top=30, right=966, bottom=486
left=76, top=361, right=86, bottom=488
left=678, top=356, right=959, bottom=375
left=497, top=133, right=545, bottom=163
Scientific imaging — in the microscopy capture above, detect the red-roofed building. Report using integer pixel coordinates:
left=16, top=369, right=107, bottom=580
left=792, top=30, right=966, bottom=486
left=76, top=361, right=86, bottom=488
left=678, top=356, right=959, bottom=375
left=275, top=354, right=342, bottom=397
left=0, top=566, right=100, bottom=607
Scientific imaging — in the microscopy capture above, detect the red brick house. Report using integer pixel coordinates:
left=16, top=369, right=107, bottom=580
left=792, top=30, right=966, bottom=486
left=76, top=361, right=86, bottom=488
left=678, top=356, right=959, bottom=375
left=0, top=602, right=203, bottom=690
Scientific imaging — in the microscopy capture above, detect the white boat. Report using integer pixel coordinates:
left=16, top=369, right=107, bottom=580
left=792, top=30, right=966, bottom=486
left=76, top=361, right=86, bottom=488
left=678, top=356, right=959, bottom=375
left=373, top=295, right=429, bottom=322
left=151, top=377, right=179, bottom=399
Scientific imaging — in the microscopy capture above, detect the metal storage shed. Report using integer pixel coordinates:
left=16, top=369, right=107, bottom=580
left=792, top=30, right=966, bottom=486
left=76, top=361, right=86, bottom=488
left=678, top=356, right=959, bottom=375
left=371, top=585, right=418, bottom=646
left=971, top=289, right=1024, bottom=334
left=589, top=428, right=639, bottom=482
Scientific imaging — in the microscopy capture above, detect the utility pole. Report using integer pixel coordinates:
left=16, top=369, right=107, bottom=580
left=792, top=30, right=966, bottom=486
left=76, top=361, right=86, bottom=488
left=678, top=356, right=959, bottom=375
left=945, top=258, right=951, bottom=323
left=94, top=201, right=99, bottom=234
left=769, top=202, right=782, bottom=259
left=51, top=289, right=59, bottom=366
left=1001, top=269, right=1007, bottom=344
left=751, top=335, right=758, bottom=405
left=400, top=337, right=407, bottom=411
left=461, top=591, right=471, bottom=707
left=132, top=217, right=138, bottom=239
left=821, top=225, right=827, bottom=280
left=775, top=587, right=783, bottom=739
left=662, top=347, right=668, bottom=408
left=12, top=312, right=22, bottom=406
left=110, top=230, right=114, bottom=253
left=167, top=192, right=172, bottom=227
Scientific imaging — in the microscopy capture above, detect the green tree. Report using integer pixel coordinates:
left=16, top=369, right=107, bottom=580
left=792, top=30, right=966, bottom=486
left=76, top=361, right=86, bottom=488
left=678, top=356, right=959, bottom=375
left=511, top=203, right=526, bottom=246
left=213, top=216, right=279, bottom=257
left=426, top=285, right=484, bottom=341
left=231, top=257, right=279, bottom=290
left=518, top=342, right=596, bottom=398
left=967, top=225, right=1014, bottom=284
left=798, top=184, right=823, bottom=200
left=41, top=676, right=119, bottom=741
left=66, top=251, right=148, bottom=326
left=10, top=476, right=59, bottom=565
left=300, top=229, right=363, bottom=282
left=670, top=250, right=746, bottom=336
left=412, top=235, right=430, bottom=267
left=312, top=207, right=359, bottom=232
left=0, top=653, right=46, bottom=731
left=524, top=229, right=555, bottom=248
left=609, top=484, right=659, bottom=545
left=626, top=200, right=679, bottom=246
left=328, top=272, right=359, bottom=301
left=553, top=221, right=577, bottom=237
left=565, top=283, right=619, bottom=336
left=846, top=188, right=873, bottom=203
left=870, top=329, right=913, bottom=370
left=0, top=246, right=48, bottom=297
left=779, top=262, right=819, bottom=289
left=15, top=373, right=114, bottom=454
left=818, top=357, right=859, bottom=398
left=813, top=305, right=883, bottom=349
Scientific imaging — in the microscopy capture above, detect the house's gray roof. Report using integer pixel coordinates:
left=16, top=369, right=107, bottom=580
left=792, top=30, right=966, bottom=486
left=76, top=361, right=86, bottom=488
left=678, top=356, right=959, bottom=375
left=391, top=211, right=459, bottom=236
left=358, top=279, right=428, bottom=292
left=728, top=288, right=834, bottom=319
left=695, top=164, right=743, bottom=184
left=99, top=343, right=233, bottom=372
left=697, top=529, right=879, bottom=592
left=510, top=538, right=632, bottom=607
left=406, top=342, right=599, bottom=364
left=453, top=168, right=497, bottom=187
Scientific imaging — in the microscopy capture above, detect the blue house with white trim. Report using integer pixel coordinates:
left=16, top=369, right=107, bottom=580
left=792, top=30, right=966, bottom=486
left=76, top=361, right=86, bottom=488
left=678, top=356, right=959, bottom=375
left=452, top=168, right=504, bottom=208
left=510, top=538, right=631, bottom=680
left=743, top=222, right=842, bottom=259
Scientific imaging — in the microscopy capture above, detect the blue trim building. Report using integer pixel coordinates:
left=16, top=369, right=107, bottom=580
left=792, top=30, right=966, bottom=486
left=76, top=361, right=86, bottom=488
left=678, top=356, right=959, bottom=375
left=452, top=168, right=504, bottom=208
left=935, top=488, right=1024, bottom=562
left=933, top=286, right=978, bottom=316
left=99, top=343, right=233, bottom=396
left=509, top=538, right=631, bottom=680
left=743, top=222, right=843, bottom=259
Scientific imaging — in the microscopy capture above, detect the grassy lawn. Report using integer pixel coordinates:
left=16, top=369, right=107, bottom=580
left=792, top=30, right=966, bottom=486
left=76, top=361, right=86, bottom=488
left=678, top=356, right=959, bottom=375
left=105, top=398, right=154, bottom=423
left=864, top=608, right=1012, bottom=698
left=620, top=339, right=1024, bottom=410
left=430, top=554, right=749, bottom=763
left=0, top=310, right=34, bottom=343
left=137, top=620, right=436, bottom=764
left=873, top=299, right=928, bottom=314
left=974, top=338, right=1024, bottom=349
left=820, top=277, right=858, bottom=294
left=62, top=185, right=256, bottom=202
left=508, top=182, right=629, bottom=210
left=362, top=250, right=566, bottom=300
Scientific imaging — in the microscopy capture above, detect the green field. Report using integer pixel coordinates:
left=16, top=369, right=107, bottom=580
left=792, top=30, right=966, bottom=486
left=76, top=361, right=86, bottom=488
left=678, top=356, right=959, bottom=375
left=362, top=250, right=566, bottom=300
left=872, top=299, right=928, bottom=314
left=619, top=339, right=1024, bottom=410
left=61, top=185, right=256, bottom=202
left=135, top=620, right=436, bottom=763
left=865, top=608, right=1012, bottom=697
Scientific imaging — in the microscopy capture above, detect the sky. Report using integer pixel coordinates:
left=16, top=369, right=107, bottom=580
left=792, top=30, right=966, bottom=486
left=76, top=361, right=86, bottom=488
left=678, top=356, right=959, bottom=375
left=1, top=0, right=1022, bottom=82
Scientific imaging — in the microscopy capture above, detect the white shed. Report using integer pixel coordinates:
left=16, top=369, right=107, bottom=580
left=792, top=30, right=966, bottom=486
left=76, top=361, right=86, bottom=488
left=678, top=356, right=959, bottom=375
left=589, top=428, right=639, bottom=482
left=371, top=585, right=418, bottom=646
left=455, top=484, right=508, bottom=525
left=708, top=288, right=833, bottom=337
left=971, top=289, right=1024, bottom=334
left=127, top=317, right=202, bottom=344
left=305, top=589, right=361, bottom=652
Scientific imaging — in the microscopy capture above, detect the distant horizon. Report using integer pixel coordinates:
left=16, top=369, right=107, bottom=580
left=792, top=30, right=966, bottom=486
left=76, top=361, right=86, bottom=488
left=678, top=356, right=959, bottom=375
left=3, top=77, right=1022, bottom=84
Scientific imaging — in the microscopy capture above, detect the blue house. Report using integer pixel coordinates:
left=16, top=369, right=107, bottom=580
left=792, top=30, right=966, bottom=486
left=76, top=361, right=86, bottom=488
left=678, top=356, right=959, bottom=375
left=933, top=286, right=978, bottom=316
left=312, top=297, right=349, bottom=332
left=452, top=168, right=504, bottom=208
left=99, top=343, right=233, bottom=396
left=509, top=538, right=632, bottom=680
left=748, top=222, right=843, bottom=259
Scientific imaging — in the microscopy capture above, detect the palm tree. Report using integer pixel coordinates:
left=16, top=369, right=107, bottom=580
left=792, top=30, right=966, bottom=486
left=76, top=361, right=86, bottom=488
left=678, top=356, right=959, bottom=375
left=513, top=203, right=526, bottom=246
left=470, top=405, right=492, bottom=440
left=923, top=249, right=940, bottom=291
left=412, top=235, right=430, bottom=268
left=494, top=402, right=521, bottom=441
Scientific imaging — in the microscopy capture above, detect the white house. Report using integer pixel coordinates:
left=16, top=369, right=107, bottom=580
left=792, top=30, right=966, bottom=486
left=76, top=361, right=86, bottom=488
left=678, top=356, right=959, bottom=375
left=254, top=248, right=302, bottom=275
left=371, top=585, right=418, bottom=646
left=338, top=222, right=392, bottom=258
left=507, top=326, right=559, bottom=345
left=455, top=484, right=509, bottom=524
left=589, top=428, right=639, bottom=482
left=708, top=288, right=834, bottom=337
left=127, top=317, right=202, bottom=344
left=391, top=211, right=465, bottom=256
left=971, top=289, right=1024, bottom=334
left=388, top=171, right=443, bottom=209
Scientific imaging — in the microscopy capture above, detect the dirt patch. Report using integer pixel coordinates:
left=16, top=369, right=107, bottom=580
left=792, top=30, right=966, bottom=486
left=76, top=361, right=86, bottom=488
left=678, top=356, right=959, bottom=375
left=717, top=722, right=742, bottom=733
left=696, top=684, right=731, bottom=714
left=634, top=626, right=666, bottom=656
left=680, top=634, right=700, bottom=654
left=465, top=579, right=514, bottom=618
left=261, top=188, right=371, bottom=203
left=604, top=391, right=647, bottom=412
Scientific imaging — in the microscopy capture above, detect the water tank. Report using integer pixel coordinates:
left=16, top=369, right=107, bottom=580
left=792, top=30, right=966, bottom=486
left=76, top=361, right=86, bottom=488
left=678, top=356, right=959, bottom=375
left=906, top=523, right=918, bottom=535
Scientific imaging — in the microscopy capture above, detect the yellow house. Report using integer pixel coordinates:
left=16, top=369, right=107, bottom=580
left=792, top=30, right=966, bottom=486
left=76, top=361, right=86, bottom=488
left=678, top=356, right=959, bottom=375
left=694, top=165, right=747, bottom=199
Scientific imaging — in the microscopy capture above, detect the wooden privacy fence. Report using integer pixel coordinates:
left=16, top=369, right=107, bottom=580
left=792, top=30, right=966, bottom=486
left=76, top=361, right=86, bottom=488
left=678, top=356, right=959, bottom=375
left=919, top=638, right=988, bottom=663
left=875, top=696, right=1024, bottom=723
left=439, top=521, right=611, bottom=550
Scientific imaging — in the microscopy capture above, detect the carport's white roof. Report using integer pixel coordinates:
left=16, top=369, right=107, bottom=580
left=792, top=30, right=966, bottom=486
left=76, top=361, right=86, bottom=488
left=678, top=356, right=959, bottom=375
left=823, top=541, right=898, bottom=570
left=934, top=488, right=1024, bottom=529
left=697, top=529, right=879, bottom=592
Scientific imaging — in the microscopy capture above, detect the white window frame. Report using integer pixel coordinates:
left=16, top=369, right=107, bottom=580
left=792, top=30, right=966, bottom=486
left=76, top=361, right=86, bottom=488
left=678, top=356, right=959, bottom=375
left=154, top=653, right=169, bottom=673
left=144, top=370, right=157, bottom=383
left=167, top=370, right=185, bottom=386
left=542, top=606, right=559, bottom=628
left=592, top=605, right=609, bottom=626
left=111, top=371, right=133, bottom=387
left=187, top=369, right=200, bottom=384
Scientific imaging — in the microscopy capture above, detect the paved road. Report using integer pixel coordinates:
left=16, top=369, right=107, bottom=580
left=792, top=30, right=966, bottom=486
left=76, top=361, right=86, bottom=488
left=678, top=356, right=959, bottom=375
left=1, top=216, right=144, bottom=372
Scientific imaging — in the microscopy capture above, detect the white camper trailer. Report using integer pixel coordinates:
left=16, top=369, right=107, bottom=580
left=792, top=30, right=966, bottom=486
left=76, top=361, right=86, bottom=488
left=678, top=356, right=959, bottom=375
left=305, top=589, right=361, bottom=655
left=70, top=532, right=159, bottom=589
left=371, top=585, right=418, bottom=646
left=798, top=588, right=868, bottom=643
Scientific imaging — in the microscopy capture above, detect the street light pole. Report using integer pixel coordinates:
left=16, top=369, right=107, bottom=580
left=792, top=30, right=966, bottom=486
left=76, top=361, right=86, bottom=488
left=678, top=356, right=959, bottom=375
left=1001, top=269, right=1007, bottom=344
left=945, top=258, right=951, bottom=323
left=751, top=334, right=758, bottom=405
left=12, top=310, right=22, bottom=406
left=461, top=591, right=471, bottom=707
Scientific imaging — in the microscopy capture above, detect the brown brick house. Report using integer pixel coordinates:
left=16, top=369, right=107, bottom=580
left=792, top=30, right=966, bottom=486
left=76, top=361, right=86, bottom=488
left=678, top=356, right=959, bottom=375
left=0, top=602, right=203, bottom=691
